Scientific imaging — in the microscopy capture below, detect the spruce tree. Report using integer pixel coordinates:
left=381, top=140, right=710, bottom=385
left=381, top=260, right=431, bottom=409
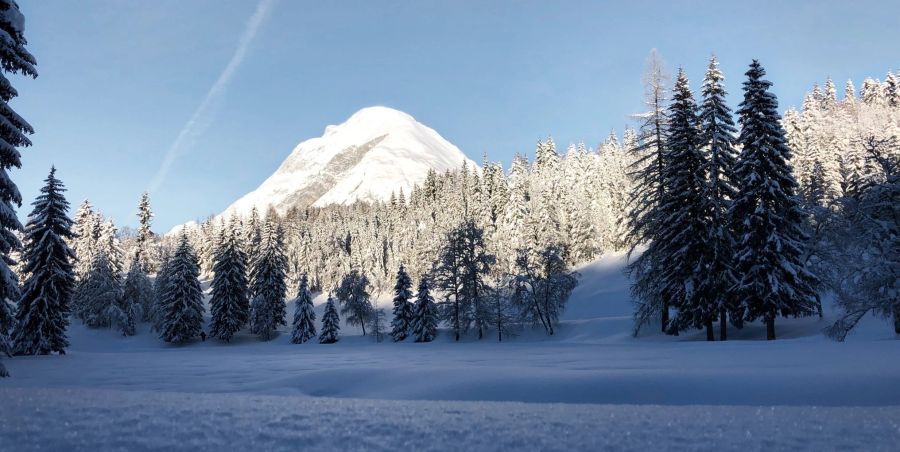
left=134, top=192, right=154, bottom=272
left=209, top=228, right=250, bottom=342
left=158, top=234, right=204, bottom=343
left=249, top=222, right=287, bottom=341
left=411, top=276, right=437, bottom=342
left=319, top=295, right=340, bottom=344
left=75, top=251, right=122, bottom=328
left=731, top=60, right=819, bottom=340
left=656, top=69, right=713, bottom=339
left=697, top=56, right=741, bottom=340
left=71, top=200, right=97, bottom=281
left=389, top=264, right=414, bottom=341
left=290, top=274, right=316, bottom=344
left=123, top=258, right=153, bottom=323
left=151, top=252, right=171, bottom=332
left=0, top=0, right=37, bottom=368
left=12, top=167, right=75, bottom=355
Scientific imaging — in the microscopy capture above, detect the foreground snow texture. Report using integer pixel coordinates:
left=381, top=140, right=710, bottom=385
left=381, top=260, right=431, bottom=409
left=3, top=255, right=898, bottom=451
left=3, top=388, right=898, bottom=452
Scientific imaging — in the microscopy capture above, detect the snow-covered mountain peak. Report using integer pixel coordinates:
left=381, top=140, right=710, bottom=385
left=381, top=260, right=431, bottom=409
left=220, top=106, right=475, bottom=218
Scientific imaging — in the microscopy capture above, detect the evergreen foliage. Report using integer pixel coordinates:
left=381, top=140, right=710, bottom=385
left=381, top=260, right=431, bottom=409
left=12, top=168, right=75, bottom=355
left=411, top=276, right=437, bottom=342
left=249, top=222, right=287, bottom=341
left=319, top=295, right=340, bottom=344
left=289, top=274, right=316, bottom=344
left=158, top=234, right=204, bottom=343
left=731, top=60, right=819, bottom=340
left=209, top=226, right=250, bottom=342
left=389, top=264, right=414, bottom=341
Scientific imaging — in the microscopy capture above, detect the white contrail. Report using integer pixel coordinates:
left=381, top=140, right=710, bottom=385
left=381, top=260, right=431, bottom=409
left=148, top=0, right=277, bottom=193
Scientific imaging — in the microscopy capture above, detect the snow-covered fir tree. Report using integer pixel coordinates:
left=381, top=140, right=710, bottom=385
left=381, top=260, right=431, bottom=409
left=209, top=224, right=250, bottom=342
left=411, top=276, right=437, bottom=342
left=71, top=200, right=98, bottom=280
left=12, top=167, right=75, bottom=355
left=696, top=56, right=741, bottom=340
left=335, top=270, right=372, bottom=336
left=319, top=295, right=340, bottom=344
left=0, top=0, right=37, bottom=370
left=134, top=192, right=155, bottom=272
left=730, top=60, right=819, bottom=340
left=122, top=258, right=153, bottom=325
left=655, top=69, right=714, bottom=339
left=74, top=251, right=122, bottom=328
left=289, top=274, right=316, bottom=344
left=151, top=252, right=171, bottom=332
left=249, top=221, right=287, bottom=340
left=158, top=234, right=204, bottom=343
left=389, top=264, right=414, bottom=341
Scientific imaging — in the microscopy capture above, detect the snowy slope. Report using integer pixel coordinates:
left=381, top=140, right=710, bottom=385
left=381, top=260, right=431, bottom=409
left=222, top=106, right=475, bottom=217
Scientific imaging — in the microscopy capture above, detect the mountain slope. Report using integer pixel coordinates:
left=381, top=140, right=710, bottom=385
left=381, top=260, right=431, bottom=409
left=222, top=106, right=474, bottom=217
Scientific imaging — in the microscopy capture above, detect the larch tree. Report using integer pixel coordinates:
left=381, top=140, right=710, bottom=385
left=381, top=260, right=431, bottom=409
left=626, top=48, right=673, bottom=334
left=730, top=60, right=819, bottom=340
left=335, top=269, right=372, bottom=336
left=12, top=167, right=75, bottom=355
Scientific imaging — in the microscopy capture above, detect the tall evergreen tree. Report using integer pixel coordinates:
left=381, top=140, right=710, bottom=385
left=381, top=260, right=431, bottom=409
left=289, top=274, right=316, bottom=344
left=12, top=167, right=75, bottom=355
left=158, top=234, right=204, bottom=343
left=0, top=0, right=37, bottom=371
left=134, top=192, right=154, bottom=272
left=249, top=222, right=287, bottom=340
left=411, top=276, right=437, bottom=343
left=71, top=200, right=98, bottom=281
left=74, top=249, right=122, bottom=328
left=697, top=56, right=741, bottom=340
left=389, top=264, right=414, bottom=341
left=319, top=295, right=340, bottom=344
left=209, top=228, right=250, bottom=342
left=730, top=60, right=819, bottom=340
left=151, top=252, right=171, bottom=332
left=122, top=258, right=153, bottom=324
left=656, top=69, right=714, bottom=339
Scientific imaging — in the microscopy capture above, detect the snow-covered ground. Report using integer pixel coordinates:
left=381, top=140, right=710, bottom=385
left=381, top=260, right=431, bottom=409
left=3, top=253, right=898, bottom=450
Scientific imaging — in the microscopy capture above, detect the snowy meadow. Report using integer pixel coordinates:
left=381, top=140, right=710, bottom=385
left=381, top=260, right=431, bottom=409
left=1, top=1, right=899, bottom=451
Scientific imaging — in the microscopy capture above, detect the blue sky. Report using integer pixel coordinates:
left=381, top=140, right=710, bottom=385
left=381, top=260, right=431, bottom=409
left=12, top=0, right=900, bottom=231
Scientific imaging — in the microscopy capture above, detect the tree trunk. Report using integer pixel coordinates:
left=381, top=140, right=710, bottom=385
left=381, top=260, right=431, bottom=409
left=705, top=319, right=714, bottom=341
left=719, top=307, right=727, bottom=341
left=893, top=303, right=900, bottom=334
left=661, top=302, right=669, bottom=333
left=766, top=317, right=776, bottom=340
left=816, top=294, right=823, bottom=318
